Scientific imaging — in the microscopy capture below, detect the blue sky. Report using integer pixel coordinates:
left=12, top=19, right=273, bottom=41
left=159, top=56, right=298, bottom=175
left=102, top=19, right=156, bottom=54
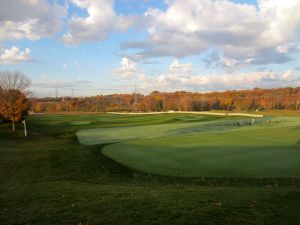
left=0, top=0, right=299, bottom=97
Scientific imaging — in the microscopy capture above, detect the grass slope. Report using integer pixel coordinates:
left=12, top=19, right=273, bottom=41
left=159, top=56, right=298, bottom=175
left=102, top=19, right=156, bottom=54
left=1, top=113, right=300, bottom=225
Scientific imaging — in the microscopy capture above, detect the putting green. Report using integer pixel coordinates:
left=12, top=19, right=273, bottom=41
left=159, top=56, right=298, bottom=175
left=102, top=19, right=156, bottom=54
left=77, top=115, right=300, bottom=178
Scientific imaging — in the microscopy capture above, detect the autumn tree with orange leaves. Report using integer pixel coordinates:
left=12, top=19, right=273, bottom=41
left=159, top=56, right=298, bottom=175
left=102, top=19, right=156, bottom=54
left=0, top=72, right=31, bottom=132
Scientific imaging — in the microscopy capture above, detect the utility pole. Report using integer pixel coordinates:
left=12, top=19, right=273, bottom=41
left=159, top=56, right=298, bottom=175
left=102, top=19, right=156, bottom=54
left=133, top=84, right=138, bottom=112
left=162, top=95, right=166, bottom=111
left=55, top=88, right=58, bottom=98
left=117, top=98, right=121, bottom=112
left=185, top=96, right=187, bottom=111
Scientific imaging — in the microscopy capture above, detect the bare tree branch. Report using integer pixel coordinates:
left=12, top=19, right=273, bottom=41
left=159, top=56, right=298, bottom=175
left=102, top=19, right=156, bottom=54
left=0, top=71, right=31, bottom=93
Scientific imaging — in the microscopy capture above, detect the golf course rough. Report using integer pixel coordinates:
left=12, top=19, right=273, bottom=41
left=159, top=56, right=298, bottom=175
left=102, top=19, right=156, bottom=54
left=76, top=115, right=300, bottom=178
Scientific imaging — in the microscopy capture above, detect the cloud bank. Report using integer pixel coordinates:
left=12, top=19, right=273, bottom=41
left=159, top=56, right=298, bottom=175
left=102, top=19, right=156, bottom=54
left=120, top=60, right=300, bottom=92
left=123, top=0, right=300, bottom=69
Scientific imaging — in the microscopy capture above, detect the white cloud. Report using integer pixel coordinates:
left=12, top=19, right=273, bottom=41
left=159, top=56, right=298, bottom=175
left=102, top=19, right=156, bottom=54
left=122, top=0, right=300, bottom=68
left=63, top=0, right=132, bottom=44
left=137, top=60, right=300, bottom=92
left=0, top=0, right=66, bottom=42
left=169, top=60, right=192, bottom=78
left=114, top=59, right=299, bottom=92
left=151, top=70, right=299, bottom=92
left=113, top=57, right=144, bottom=79
left=62, top=63, right=68, bottom=69
left=0, top=46, right=31, bottom=64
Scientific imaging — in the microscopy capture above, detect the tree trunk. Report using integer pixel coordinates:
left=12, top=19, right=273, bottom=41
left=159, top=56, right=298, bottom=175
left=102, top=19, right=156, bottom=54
left=23, top=120, right=27, bottom=137
left=12, top=120, right=15, bottom=132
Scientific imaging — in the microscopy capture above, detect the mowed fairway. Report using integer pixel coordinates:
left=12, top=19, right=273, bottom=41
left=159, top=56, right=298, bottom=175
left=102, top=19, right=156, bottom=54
left=76, top=114, right=230, bottom=145
left=77, top=115, right=300, bottom=178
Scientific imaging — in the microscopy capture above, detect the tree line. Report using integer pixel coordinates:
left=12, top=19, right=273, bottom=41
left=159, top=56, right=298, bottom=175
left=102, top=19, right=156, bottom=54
left=31, top=87, right=300, bottom=113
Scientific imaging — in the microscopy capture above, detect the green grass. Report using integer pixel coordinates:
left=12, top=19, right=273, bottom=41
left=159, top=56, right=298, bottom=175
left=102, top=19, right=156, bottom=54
left=76, top=115, right=238, bottom=145
left=103, top=126, right=300, bottom=177
left=1, top=113, right=300, bottom=225
left=77, top=115, right=272, bottom=145
left=78, top=115, right=300, bottom=178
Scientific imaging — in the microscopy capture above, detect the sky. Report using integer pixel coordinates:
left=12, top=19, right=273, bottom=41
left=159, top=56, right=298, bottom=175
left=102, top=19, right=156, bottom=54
left=0, top=0, right=300, bottom=97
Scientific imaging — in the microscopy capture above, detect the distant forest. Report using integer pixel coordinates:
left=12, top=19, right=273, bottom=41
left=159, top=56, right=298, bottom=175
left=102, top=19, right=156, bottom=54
left=30, top=87, right=300, bottom=113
